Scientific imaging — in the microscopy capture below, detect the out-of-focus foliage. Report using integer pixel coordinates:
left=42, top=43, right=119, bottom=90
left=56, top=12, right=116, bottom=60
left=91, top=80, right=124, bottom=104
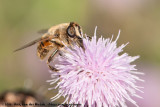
left=86, top=0, right=160, bottom=63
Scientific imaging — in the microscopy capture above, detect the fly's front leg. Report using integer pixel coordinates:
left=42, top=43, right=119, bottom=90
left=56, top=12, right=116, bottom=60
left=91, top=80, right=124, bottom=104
left=47, top=49, right=59, bottom=72
left=86, top=35, right=91, bottom=40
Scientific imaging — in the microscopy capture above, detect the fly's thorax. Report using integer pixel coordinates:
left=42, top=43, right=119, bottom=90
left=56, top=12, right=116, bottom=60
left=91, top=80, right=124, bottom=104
left=48, top=23, right=69, bottom=35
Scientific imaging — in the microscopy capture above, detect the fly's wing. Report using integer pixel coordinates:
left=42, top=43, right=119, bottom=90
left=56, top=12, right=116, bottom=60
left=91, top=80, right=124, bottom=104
left=13, top=38, right=43, bottom=52
left=37, top=29, right=48, bottom=34
left=13, top=36, right=52, bottom=52
left=13, top=31, right=58, bottom=52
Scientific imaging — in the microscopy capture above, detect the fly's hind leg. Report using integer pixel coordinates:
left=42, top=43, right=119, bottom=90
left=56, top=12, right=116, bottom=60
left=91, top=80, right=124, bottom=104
left=47, top=49, right=59, bottom=72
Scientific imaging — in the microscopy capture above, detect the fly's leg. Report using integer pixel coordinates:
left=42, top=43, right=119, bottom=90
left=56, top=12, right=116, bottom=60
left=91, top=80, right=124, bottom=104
left=87, top=35, right=92, bottom=40
left=47, top=49, right=59, bottom=72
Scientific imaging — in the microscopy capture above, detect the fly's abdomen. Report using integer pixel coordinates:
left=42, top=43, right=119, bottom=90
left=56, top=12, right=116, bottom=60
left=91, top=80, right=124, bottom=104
left=37, top=41, right=53, bottom=60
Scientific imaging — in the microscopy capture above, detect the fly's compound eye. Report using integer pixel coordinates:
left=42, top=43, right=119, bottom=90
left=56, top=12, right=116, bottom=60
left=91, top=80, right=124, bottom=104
left=67, top=26, right=75, bottom=38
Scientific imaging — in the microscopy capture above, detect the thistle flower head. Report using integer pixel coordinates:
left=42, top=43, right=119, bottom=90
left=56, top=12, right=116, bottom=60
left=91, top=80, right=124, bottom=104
left=48, top=28, right=143, bottom=107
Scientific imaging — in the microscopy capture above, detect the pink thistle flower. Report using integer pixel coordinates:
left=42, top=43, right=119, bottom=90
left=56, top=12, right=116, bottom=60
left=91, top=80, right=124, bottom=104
left=48, top=28, right=144, bottom=107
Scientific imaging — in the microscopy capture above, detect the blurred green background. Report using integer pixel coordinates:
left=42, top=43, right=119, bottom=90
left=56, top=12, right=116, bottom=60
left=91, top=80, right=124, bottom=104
left=0, top=0, right=160, bottom=106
